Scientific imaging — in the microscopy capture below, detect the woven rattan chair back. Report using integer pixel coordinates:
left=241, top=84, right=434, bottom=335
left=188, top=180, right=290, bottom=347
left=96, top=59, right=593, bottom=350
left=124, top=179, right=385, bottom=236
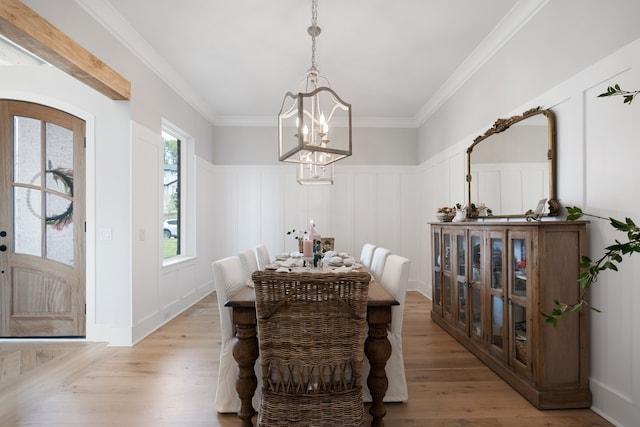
left=252, top=271, right=370, bottom=427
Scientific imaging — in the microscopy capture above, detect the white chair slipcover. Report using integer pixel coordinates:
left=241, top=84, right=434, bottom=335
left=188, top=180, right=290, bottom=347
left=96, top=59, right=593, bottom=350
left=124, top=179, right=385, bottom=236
left=369, top=247, right=391, bottom=283
left=362, top=254, right=411, bottom=402
left=255, top=244, right=271, bottom=270
left=238, top=249, right=259, bottom=280
left=212, top=256, right=261, bottom=413
left=359, top=243, right=376, bottom=270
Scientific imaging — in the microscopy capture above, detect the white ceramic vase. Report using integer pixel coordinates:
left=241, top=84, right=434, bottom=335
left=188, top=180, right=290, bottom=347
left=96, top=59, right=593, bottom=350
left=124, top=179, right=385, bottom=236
left=452, top=209, right=466, bottom=222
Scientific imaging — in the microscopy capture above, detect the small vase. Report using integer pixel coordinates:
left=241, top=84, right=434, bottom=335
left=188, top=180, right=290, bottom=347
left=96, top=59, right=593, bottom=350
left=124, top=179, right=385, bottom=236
left=453, top=209, right=466, bottom=222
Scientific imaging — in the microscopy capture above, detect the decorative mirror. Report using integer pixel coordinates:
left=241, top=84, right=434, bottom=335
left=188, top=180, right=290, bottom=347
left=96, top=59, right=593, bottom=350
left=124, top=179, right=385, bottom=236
left=466, top=107, right=559, bottom=218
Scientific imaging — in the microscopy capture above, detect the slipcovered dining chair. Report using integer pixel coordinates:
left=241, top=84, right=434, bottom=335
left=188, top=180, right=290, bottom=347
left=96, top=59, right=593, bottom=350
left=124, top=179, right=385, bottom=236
left=362, top=254, right=411, bottom=403
left=238, top=248, right=260, bottom=281
left=251, top=271, right=371, bottom=427
left=255, top=244, right=271, bottom=270
left=369, top=247, right=391, bottom=283
left=359, top=243, right=376, bottom=269
left=212, top=256, right=261, bottom=413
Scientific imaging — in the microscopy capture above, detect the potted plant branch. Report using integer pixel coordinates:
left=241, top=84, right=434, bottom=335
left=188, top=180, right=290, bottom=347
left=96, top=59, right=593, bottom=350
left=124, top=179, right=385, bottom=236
left=542, top=84, right=640, bottom=326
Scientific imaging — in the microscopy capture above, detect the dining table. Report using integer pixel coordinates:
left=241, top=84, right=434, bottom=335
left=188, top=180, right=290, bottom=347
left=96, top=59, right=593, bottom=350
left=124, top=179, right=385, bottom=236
left=225, top=255, right=398, bottom=427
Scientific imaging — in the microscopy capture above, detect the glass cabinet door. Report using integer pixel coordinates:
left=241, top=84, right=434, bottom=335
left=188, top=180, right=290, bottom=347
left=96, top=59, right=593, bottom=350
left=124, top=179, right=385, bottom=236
left=432, top=229, right=442, bottom=314
left=509, top=233, right=530, bottom=374
left=443, top=232, right=452, bottom=317
left=456, top=233, right=467, bottom=329
left=488, top=232, right=505, bottom=357
left=469, top=232, right=483, bottom=341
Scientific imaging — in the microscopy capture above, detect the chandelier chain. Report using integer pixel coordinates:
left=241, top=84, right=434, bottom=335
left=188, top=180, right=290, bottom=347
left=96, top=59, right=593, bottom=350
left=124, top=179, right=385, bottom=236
left=310, top=0, right=319, bottom=69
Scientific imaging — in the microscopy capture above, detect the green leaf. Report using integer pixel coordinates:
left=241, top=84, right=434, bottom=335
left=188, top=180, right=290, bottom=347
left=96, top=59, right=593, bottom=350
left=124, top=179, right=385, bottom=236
left=566, top=206, right=584, bottom=221
left=610, top=218, right=627, bottom=229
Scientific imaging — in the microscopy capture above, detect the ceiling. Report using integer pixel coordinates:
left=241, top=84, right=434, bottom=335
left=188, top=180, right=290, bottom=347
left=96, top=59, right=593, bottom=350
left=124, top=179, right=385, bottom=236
left=74, top=0, right=547, bottom=127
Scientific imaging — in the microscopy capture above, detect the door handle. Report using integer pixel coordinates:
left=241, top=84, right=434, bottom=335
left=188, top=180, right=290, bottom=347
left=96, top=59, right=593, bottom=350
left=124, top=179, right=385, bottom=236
left=0, top=244, right=7, bottom=252
left=0, top=231, right=6, bottom=237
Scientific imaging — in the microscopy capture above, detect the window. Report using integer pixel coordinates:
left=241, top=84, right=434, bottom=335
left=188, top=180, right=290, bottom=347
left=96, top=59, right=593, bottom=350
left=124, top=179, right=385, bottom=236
left=162, top=129, right=181, bottom=259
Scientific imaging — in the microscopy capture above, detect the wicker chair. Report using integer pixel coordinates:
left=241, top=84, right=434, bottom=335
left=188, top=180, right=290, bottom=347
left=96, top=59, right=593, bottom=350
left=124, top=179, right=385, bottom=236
left=251, top=271, right=370, bottom=427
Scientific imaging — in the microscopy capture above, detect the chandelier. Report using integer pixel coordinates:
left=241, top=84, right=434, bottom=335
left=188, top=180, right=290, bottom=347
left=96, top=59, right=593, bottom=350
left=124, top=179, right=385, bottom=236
left=278, top=0, right=352, bottom=172
left=297, top=162, right=333, bottom=185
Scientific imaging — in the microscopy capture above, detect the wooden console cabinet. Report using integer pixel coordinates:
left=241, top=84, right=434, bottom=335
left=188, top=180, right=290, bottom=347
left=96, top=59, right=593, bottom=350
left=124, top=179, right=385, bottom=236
left=430, top=221, right=591, bottom=409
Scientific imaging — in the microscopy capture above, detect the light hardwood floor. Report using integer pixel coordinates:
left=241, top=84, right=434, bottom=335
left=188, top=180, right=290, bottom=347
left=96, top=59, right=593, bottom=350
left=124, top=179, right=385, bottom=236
left=0, top=292, right=612, bottom=426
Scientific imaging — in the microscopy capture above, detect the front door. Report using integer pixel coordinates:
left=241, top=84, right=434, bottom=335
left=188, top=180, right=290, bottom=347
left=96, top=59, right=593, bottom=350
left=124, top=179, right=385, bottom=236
left=0, top=100, right=85, bottom=337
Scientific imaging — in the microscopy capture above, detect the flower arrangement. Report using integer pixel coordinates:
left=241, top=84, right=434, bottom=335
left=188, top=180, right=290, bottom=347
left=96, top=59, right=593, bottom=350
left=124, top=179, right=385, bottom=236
left=286, top=228, right=308, bottom=253
left=436, top=206, right=455, bottom=222
left=286, top=228, right=307, bottom=241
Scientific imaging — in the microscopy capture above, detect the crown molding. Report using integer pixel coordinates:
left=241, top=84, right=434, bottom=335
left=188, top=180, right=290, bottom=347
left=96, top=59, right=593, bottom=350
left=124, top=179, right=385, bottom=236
left=414, top=0, right=549, bottom=127
left=213, top=115, right=418, bottom=128
left=75, top=0, right=217, bottom=123
left=75, top=0, right=547, bottom=129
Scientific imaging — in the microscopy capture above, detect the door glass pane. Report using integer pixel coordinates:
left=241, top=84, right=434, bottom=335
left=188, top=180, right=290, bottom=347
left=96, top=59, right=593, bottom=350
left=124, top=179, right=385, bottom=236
left=46, top=192, right=74, bottom=266
left=471, top=235, right=481, bottom=282
left=13, top=187, right=42, bottom=257
left=512, top=238, right=527, bottom=297
left=13, top=116, right=41, bottom=185
left=457, top=234, right=465, bottom=276
left=472, top=287, right=481, bottom=336
left=491, top=238, right=502, bottom=290
left=434, top=271, right=442, bottom=306
left=433, top=232, right=441, bottom=307
left=443, top=234, right=451, bottom=271
left=491, top=295, right=503, bottom=350
left=45, top=122, right=73, bottom=193
left=444, top=275, right=451, bottom=314
left=513, top=304, right=527, bottom=365
left=457, top=278, right=467, bottom=325
left=433, top=232, right=440, bottom=268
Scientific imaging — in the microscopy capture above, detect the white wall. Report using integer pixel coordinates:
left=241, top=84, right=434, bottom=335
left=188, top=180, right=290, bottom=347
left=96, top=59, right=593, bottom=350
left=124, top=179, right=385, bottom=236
left=208, top=164, right=420, bottom=289
left=212, top=125, right=419, bottom=165
left=418, top=36, right=640, bottom=427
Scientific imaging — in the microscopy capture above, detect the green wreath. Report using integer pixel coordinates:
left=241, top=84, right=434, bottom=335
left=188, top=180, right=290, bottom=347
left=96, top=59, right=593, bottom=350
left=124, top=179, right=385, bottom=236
left=46, top=168, right=74, bottom=230
left=26, top=168, right=74, bottom=230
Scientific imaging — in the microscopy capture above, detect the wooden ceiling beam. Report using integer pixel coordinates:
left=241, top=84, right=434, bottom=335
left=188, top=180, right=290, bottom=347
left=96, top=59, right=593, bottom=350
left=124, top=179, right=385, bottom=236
left=0, top=0, right=130, bottom=100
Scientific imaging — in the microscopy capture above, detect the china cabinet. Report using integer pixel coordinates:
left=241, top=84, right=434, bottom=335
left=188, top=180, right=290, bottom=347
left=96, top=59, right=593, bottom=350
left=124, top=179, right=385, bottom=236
left=431, top=221, right=591, bottom=409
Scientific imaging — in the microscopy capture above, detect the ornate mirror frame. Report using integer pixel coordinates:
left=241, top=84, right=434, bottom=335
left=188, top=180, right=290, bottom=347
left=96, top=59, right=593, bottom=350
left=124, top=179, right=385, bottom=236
left=466, top=107, right=559, bottom=219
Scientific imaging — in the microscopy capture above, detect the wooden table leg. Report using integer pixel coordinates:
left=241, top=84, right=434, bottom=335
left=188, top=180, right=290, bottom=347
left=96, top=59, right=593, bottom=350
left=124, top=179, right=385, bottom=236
left=365, top=305, right=393, bottom=427
left=232, top=306, right=259, bottom=427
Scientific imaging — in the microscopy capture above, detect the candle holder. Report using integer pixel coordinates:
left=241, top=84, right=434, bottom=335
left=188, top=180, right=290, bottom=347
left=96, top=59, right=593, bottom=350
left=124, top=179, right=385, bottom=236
left=302, top=256, right=314, bottom=268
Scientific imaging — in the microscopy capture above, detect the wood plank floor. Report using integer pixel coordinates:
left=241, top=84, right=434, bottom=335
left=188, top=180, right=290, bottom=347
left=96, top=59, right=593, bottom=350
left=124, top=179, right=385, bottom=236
left=0, top=292, right=612, bottom=426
